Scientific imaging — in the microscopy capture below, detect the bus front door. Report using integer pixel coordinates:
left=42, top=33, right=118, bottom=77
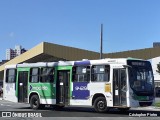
left=18, top=71, right=28, bottom=103
left=56, top=70, right=70, bottom=105
left=113, top=69, right=127, bottom=106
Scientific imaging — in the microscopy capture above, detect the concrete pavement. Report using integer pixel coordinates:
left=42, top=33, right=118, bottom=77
left=131, top=106, right=160, bottom=111
left=0, top=97, right=160, bottom=111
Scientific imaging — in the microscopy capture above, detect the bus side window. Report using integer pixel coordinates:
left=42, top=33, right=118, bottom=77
left=40, top=67, right=54, bottom=83
left=91, top=65, right=110, bottom=82
left=6, top=69, right=17, bottom=83
left=30, top=68, right=39, bottom=83
left=72, top=66, right=90, bottom=82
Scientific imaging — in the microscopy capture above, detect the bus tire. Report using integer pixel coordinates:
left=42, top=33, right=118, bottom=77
left=30, top=95, right=40, bottom=110
left=93, top=97, right=108, bottom=113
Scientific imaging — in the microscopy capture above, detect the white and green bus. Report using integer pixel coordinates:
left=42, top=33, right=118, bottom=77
left=3, top=58, right=155, bottom=112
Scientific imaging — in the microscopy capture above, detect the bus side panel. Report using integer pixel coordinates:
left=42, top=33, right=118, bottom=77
left=3, top=83, right=18, bottom=102
left=3, top=69, right=18, bottom=102
left=70, top=82, right=91, bottom=106
left=28, top=83, right=56, bottom=104
left=89, top=82, right=113, bottom=107
left=70, top=82, right=112, bottom=106
left=128, top=88, right=144, bottom=107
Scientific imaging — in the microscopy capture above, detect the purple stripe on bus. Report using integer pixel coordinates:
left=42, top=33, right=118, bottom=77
left=74, top=61, right=90, bottom=66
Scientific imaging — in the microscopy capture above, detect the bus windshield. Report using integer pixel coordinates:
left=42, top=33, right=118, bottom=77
left=127, top=60, right=154, bottom=95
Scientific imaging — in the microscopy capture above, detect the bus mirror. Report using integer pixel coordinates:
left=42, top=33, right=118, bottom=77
left=72, top=67, right=76, bottom=74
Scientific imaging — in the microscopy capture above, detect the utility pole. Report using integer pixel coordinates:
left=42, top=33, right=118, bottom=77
left=100, top=24, right=103, bottom=59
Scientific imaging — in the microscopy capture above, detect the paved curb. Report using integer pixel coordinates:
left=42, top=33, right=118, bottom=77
left=155, top=107, right=160, bottom=109
left=132, top=106, right=160, bottom=111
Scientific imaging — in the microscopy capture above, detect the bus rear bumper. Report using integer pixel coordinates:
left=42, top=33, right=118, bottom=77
left=139, top=101, right=154, bottom=107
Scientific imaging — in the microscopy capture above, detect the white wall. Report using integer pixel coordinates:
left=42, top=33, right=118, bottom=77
left=151, top=56, right=160, bottom=81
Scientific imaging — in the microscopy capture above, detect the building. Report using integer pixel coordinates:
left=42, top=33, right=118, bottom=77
left=153, top=42, right=160, bottom=48
left=1, top=42, right=160, bottom=88
left=151, top=56, right=160, bottom=87
left=6, top=45, right=27, bottom=60
left=0, top=60, right=9, bottom=66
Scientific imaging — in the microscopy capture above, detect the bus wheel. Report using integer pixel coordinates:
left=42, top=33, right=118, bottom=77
left=94, top=97, right=108, bottom=113
left=30, top=95, right=40, bottom=110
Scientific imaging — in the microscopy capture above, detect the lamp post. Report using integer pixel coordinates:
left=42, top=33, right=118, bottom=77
left=100, top=24, right=103, bottom=59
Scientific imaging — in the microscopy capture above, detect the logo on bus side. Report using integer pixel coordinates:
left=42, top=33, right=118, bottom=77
left=29, top=85, right=48, bottom=91
left=72, top=82, right=90, bottom=100
left=75, top=86, right=88, bottom=90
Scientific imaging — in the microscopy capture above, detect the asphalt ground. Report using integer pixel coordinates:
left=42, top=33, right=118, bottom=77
left=0, top=99, right=160, bottom=120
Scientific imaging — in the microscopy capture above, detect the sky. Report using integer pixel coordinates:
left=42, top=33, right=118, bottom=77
left=0, top=0, right=160, bottom=61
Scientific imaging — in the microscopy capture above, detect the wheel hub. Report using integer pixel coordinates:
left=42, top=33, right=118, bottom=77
left=98, top=101, right=105, bottom=109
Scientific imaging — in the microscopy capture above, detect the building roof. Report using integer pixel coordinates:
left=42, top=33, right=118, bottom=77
left=1, top=41, right=160, bottom=80
left=106, top=47, right=160, bottom=60
left=0, top=42, right=100, bottom=79
left=0, top=42, right=101, bottom=71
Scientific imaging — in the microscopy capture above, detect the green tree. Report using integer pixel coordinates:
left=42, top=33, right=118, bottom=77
left=156, top=62, right=160, bottom=74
